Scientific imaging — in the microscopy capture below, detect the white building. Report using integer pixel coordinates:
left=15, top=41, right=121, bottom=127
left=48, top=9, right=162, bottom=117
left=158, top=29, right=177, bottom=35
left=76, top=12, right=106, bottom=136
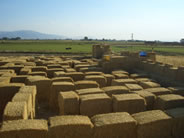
left=180, top=39, right=184, bottom=44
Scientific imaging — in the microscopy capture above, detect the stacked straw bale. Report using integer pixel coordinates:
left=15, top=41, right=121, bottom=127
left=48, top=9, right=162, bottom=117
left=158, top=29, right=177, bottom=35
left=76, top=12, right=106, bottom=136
left=102, top=86, right=129, bottom=96
left=114, top=73, right=129, bottom=79
left=3, top=101, right=27, bottom=121
left=65, top=72, right=85, bottom=81
left=75, top=80, right=99, bottom=90
left=168, top=87, right=184, bottom=96
left=130, top=73, right=148, bottom=79
left=85, top=75, right=107, bottom=87
left=76, top=88, right=104, bottom=96
left=49, top=116, right=93, bottom=138
left=112, top=94, right=146, bottom=114
left=58, top=91, right=79, bottom=115
left=0, top=119, right=48, bottom=138
left=28, top=72, right=47, bottom=77
left=91, top=112, right=137, bottom=138
left=10, top=75, right=28, bottom=83
left=146, top=87, right=171, bottom=96
left=154, top=94, right=184, bottom=110
left=112, top=79, right=137, bottom=86
left=139, top=81, right=160, bottom=89
left=112, top=70, right=129, bottom=75
left=132, top=110, right=172, bottom=138
left=134, top=90, right=156, bottom=110
left=85, top=71, right=104, bottom=76
left=53, top=71, right=66, bottom=77
left=31, top=66, right=47, bottom=72
left=51, top=77, right=73, bottom=83
left=125, top=84, right=143, bottom=91
left=46, top=68, right=64, bottom=78
left=165, top=108, right=184, bottom=138
left=103, top=74, right=115, bottom=86
left=80, top=93, right=112, bottom=117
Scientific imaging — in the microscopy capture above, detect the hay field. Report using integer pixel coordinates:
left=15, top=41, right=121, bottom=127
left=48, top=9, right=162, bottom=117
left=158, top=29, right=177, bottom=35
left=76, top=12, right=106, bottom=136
left=156, top=55, right=184, bottom=67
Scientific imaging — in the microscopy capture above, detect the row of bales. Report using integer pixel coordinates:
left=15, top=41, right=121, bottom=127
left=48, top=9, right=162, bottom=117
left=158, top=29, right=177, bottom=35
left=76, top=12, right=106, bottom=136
left=0, top=54, right=184, bottom=137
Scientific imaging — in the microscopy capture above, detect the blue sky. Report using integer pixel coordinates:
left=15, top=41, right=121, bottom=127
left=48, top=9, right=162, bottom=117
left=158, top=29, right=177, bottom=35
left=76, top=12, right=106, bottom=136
left=0, top=0, right=184, bottom=41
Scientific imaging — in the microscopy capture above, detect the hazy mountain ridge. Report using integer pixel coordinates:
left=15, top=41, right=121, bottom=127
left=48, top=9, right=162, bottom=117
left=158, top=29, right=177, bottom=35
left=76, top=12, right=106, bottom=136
left=0, top=30, right=66, bottom=39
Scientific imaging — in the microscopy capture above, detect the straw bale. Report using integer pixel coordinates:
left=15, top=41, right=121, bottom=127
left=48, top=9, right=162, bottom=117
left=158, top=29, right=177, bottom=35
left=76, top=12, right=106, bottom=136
left=0, top=77, right=10, bottom=83
left=19, top=86, right=37, bottom=118
left=28, top=72, right=47, bottom=77
left=114, top=73, right=129, bottom=79
left=85, top=75, right=106, bottom=87
left=53, top=71, right=66, bottom=77
left=50, top=82, right=75, bottom=111
left=130, top=73, right=148, bottom=79
left=91, top=112, right=137, bottom=138
left=49, top=115, right=93, bottom=138
left=75, top=64, right=90, bottom=71
left=165, top=108, right=184, bottom=138
left=154, top=94, right=184, bottom=110
left=112, top=94, right=146, bottom=114
left=47, top=64, right=62, bottom=69
left=12, top=93, right=32, bottom=119
left=0, top=119, right=48, bottom=138
left=3, top=101, right=27, bottom=121
left=0, top=83, right=24, bottom=121
left=46, top=68, right=64, bottom=78
left=80, top=93, right=112, bottom=117
left=125, top=84, right=143, bottom=91
left=31, top=66, right=47, bottom=72
left=135, top=78, right=153, bottom=83
left=85, top=71, right=104, bottom=76
left=65, top=72, right=85, bottom=81
left=146, top=87, right=171, bottom=96
left=132, top=110, right=172, bottom=138
left=79, top=67, right=89, bottom=72
left=134, top=90, right=156, bottom=110
left=20, top=68, right=31, bottom=75
left=112, top=79, right=137, bottom=86
left=7, top=65, right=24, bottom=74
left=75, top=80, right=99, bottom=90
left=76, top=88, right=104, bottom=96
left=102, top=86, right=129, bottom=96
left=10, top=75, right=28, bottom=83
left=168, top=87, right=184, bottom=96
left=0, top=69, right=15, bottom=74
left=26, top=76, right=51, bottom=102
left=51, top=77, right=74, bottom=82
left=139, top=81, right=160, bottom=89
left=64, top=68, right=76, bottom=72
left=58, top=91, right=79, bottom=115
left=112, top=70, right=129, bottom=75
left=103, top=74, right=115, bottom=86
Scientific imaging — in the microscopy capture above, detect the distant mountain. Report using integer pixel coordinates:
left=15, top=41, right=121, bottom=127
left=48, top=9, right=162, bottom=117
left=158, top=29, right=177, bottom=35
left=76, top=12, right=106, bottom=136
left=0, top=30, right=66, bottom=39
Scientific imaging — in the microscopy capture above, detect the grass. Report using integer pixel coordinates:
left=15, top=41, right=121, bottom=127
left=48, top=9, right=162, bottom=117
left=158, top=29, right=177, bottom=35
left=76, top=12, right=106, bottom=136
left=0, top=40, right=184, bottom=55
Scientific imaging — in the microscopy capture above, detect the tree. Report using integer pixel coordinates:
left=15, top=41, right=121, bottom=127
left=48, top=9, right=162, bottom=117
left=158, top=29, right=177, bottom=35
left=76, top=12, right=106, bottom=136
left=84, top=36, right=88, bottom=40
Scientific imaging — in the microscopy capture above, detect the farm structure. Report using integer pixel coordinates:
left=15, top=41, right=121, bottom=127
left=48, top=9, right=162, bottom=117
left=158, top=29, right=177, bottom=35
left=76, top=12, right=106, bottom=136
left=0, top=44, right=184, bottom=137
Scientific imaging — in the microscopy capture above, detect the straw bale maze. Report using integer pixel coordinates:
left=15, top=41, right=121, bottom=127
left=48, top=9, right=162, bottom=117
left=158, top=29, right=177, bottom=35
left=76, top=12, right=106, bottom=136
left=0, top=49, right=184, bottom=137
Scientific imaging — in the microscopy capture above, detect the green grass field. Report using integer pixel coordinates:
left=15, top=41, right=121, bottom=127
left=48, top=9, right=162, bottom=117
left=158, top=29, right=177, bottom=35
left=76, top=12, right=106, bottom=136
left=0, top=40, right=184, bottom=55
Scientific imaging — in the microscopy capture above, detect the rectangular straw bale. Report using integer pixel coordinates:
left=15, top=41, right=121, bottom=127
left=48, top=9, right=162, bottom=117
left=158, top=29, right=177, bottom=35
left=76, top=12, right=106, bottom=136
left=50, top=82, right=75, bottom=111
left=31, top=66, right=47, bottom=72
left=65, top=72, right=85, bottom=81
left=7, top=65, right=24, bottom=74
left=125, top=84, right=143, bottom=91
left=112, top=79, right=137, bottom=86
left=112, top=94, right=146, bottom=114
left=139, top=81, right=160, bottom=89
left=3, top=101, right=27, bottom=121
left=26, top=76, right=51, bottom=103
left=58, top=91, right=79, bottom=115
left=51, top=77, right=74, bottom=83
left=46, top=68, right=64, bottom=78
left=76, top=88, right=104, bottom=96
left=91, top=112, right=137, bottom=138
left=49, top=115, right=93, bottom=138
left=130, top=73, right=148, bottom=79
left=19, top=86, right=37, bottom=118
left=112, top=70, right=129, bottom=75
left=64, top=68, right=76, bottom=72
left=75, top=80, right=99, bottom=90
left=114, top=73, right=129, bottom=79
left=168, top=86, right=184, bottom=96
left=165, top=108, right=184, bottom=138
left=103, top=74, right=115, bottom=86
left=132, top=110, right=172, bottom=138
left=28, top=72, right=47, bottom=77
left=154, top=94, right=184, bottom=110
left=12, top=92, right=32, bottom=119
left=20, top=68, right=31, bottom=75
left=53, top=71, right=66, bottom=77
left=102, top=86, right=129, bottom=96
left=146, top=87, right=171, bottom=96
left=85, top=71, right=104, bottom=76
left=47, top=64, right=62, bottom=69
left=75, top=64, right=90, bottom=71
left=0, top=76, right=10, bottom=83
left=0, top=119, right=48, bottom=138
left=134, top=90, right=156, bottom=110
left=10, top=75, right=28, bottom=83
left=0, top=83, right=24, bottom=122
left=85, top=75, right=107, bottom=87
left=80, top=93, right=112, bottom=117
left=135, top=78, right=153, bottom=83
